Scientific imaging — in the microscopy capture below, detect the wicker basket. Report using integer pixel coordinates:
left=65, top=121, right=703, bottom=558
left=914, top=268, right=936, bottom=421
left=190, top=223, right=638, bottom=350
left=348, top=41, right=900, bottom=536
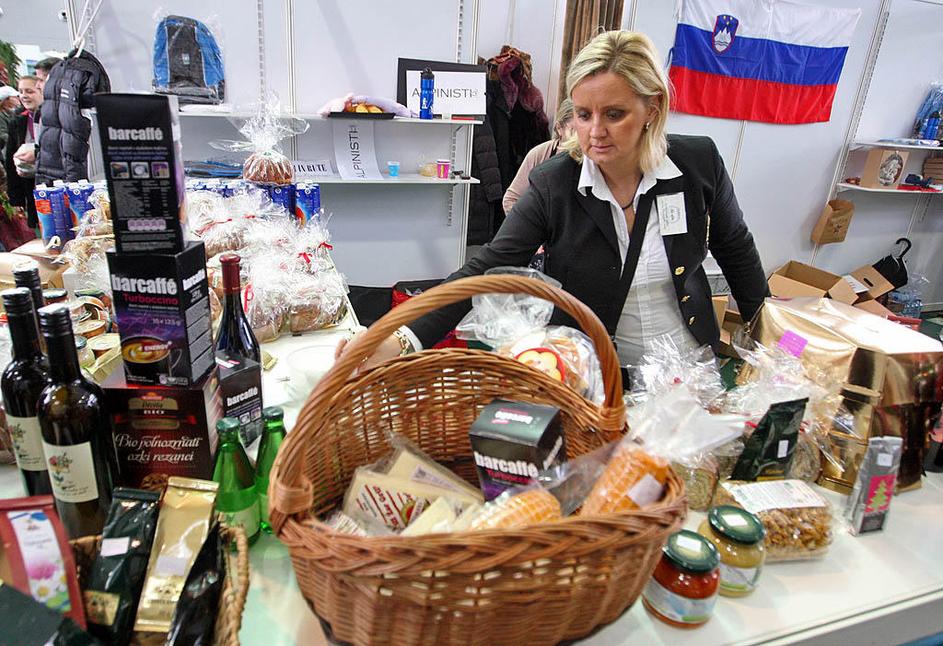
left=71, top=524, right=250, bottom=646
left=269, top=275, right=687, bottom=646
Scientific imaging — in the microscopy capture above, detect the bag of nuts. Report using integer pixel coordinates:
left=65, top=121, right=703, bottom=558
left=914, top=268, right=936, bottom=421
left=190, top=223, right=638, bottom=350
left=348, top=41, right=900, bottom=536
left=714, top=479, right=833, bottom=562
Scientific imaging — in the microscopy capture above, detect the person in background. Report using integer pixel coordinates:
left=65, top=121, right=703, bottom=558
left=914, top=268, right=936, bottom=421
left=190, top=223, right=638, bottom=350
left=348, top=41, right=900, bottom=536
left=34, top=57, right=61, bottom=93
left=5, top=76, right=44, bottom=228
left=339, top=31, right=767, bottom=372
left=502, top=98, right=575, bottom=214
left=0, top=86, right=21, bottom=155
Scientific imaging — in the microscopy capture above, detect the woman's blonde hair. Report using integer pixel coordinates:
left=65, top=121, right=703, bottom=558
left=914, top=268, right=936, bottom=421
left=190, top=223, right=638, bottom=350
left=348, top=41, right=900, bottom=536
left=561, top=30, right=669, bottom=173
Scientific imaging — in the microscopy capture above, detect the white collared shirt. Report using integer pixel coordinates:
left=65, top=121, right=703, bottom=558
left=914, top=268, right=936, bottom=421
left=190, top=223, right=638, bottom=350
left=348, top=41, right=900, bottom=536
left=578, top=156, right=699, bottom=367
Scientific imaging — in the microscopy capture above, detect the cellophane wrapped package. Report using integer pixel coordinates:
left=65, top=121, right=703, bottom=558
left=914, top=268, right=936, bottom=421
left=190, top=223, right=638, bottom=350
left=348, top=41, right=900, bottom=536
left=210, top=93, right=308, bottom=185
left=456, top=267, right=604, bottom=403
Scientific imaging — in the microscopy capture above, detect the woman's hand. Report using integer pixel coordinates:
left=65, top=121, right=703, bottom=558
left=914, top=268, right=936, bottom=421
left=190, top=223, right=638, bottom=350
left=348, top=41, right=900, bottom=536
left=334, top=327, right=402, bottom=373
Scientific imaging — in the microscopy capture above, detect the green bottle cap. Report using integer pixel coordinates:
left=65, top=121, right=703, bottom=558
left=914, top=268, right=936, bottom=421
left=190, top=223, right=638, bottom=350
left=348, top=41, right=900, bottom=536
left=663, top=530, right=719, bottom=573
left=262, top=406, right=284, bottom=421
left=216, top=417, right=241, bottom=435
left=709, top=505, right=765, bottom=545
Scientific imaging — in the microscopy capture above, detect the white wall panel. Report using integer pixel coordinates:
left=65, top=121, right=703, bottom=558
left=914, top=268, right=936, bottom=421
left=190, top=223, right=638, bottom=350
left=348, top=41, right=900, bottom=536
left=0, top=0, right=71, bottom=52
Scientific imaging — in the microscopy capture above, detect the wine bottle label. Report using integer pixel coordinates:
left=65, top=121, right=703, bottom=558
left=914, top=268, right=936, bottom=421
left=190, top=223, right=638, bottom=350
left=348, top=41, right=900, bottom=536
left=220, top=501, right=260, bottom=537
left=42, top=441, right=100, bottom=503
left=7, top=508, right=72, bottom=613
left=7, top=415, right=46, bottom=472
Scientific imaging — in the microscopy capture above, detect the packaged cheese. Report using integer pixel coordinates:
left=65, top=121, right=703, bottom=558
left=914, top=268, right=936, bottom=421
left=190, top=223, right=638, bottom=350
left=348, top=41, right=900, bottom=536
left=400, top=498, right=457, bottom=537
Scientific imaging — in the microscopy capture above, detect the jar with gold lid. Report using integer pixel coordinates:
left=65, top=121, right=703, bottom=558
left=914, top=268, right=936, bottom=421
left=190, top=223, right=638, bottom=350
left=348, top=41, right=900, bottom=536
left=698, top=505, right=766, bottom=597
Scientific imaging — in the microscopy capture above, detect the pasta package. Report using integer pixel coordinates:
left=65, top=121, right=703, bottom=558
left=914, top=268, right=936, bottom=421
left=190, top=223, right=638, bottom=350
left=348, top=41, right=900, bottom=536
left=715, top=480, right=833, bottom=562
left=468, top=488, right=562, bottom=531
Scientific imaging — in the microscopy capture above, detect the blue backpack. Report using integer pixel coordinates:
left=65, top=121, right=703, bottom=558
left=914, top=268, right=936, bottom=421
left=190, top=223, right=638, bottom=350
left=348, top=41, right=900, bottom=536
left=153, top=15, right=225, bottom=104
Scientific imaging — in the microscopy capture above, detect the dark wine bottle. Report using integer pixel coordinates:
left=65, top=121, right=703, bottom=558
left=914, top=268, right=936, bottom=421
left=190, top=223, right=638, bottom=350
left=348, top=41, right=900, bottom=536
left=255, top=406, right=286, bottom=533
left=212, top=417, right=260, bottom=545
left=37, top=304, right=114, bottom=539
left=13, top=262, right=46, bottom=317
left=215, top=253, right=261, bottom=363
left=0, top=288, right=52, bottom=496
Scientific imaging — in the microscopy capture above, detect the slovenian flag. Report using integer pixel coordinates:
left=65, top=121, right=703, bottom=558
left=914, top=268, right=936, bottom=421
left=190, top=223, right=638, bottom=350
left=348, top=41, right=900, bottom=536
left=669, top=0, right=861, bottom=124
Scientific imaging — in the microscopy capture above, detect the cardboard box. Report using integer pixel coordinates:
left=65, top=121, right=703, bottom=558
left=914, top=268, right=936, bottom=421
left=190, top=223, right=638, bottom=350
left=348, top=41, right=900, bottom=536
left=860, top=148, right=910, bottom=190
left=0, top=252, right=68, bottom=292
left=103, top=368, right=222, bottom=489
left=469, top=399, right=565, bottom=500
left=844, top=265, right=896, bottom=302
left=811, top=199, right=854, bottom=244
left=95, top=93, right=186, bottom=254
left=216, top=353, right=263, bottom=447
left=768, top=261, right=858, bottom=304
left=107, top=241, right=214, bottom=386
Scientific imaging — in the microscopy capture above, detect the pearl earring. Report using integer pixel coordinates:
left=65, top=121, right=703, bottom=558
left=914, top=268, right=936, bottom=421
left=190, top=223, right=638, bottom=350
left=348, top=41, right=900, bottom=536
left=644, top=122, right=651, bottom=131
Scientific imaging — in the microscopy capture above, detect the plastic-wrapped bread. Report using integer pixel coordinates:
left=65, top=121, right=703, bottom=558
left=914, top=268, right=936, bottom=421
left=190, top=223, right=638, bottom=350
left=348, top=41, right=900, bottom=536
left=469, top=488, right=562, bottom=531
left=580, top=444, right=670, bottom=515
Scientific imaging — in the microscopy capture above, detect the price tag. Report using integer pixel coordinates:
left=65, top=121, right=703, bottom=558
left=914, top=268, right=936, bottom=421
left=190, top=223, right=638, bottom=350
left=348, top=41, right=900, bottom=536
left=777, top=440, right=790, bottom=458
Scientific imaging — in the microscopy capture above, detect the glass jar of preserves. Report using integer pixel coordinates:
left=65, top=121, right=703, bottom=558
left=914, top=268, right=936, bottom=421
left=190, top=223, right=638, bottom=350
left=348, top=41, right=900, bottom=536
left=698, top=505, right=766, bottom=597
left=642, top=530, right=720, bottom=628
left=74, top=335, right=94, bottom=370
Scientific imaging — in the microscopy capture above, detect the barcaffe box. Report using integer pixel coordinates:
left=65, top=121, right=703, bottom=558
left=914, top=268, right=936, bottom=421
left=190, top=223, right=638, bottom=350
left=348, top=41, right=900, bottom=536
left=95, top=93, right=186, bottom=254
left=107, top=241, right=214, bottom=386
left=469, top=399, right=566, bottom=500
left=216, top=353, right=263, bottom=447
left=103, top=368, right=222, bottom=489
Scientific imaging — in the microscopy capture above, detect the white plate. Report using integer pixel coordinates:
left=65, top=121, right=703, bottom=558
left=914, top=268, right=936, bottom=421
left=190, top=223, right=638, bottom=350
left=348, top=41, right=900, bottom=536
left=283, top=342, right=338, bottom=403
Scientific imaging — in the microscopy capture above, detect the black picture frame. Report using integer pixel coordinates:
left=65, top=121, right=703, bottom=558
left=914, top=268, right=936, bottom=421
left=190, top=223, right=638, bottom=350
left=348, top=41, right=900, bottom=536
left=396, top=57, right=487, bottom=118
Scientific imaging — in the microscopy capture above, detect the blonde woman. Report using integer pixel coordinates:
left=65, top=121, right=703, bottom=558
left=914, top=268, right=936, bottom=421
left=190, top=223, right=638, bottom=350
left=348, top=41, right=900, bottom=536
left=341, top=31, right=767, bottom=369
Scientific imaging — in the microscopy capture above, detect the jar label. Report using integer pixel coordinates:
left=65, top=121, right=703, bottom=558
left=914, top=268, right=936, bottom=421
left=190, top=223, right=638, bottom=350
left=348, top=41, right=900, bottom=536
left=7, top=508, right=72, bottom=613
left=719, top=563, right=760, bottom=593
left=642, top=577, right=717, bottom=624
left=42, top=441, right=100, bottom=503
left=220, top=501, right=260, bottom=537
left=8, top=415, right=46, bottom=471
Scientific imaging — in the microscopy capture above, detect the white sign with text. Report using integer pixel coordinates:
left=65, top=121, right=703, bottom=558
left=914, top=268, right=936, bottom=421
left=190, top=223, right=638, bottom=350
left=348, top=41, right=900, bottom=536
left=332, top=121, right=383, bottom=180
left=405, top=70, right=486, bottom=116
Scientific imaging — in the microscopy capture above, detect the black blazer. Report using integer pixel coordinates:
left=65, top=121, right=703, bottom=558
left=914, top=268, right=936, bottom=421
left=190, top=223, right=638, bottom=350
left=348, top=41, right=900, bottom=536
left=4, top=110, right=38, bottom=227
left=410, top=134, right=768, bottom=352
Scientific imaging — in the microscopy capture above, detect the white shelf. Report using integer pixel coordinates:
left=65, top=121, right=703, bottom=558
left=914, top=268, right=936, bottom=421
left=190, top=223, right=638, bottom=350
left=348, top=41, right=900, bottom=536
left=312, top=173, right=478, bottom=185
left=177, top=107, right=481, bottom=125
left=851, top=139, right=943, bottom=151
left=837, top=182, right=941, bottom=194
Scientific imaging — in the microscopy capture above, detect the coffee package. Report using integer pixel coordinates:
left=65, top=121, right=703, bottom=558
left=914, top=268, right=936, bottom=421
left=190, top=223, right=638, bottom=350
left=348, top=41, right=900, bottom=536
left=103, top=370, right=222, bottom=490
left=83, top=488, right=160, bottom=643
left=165, top=522, right=224, bottom=646
left=216, top=353, right=263, bottom=447
left=95, top=93, right=187, bottom=254
left=469, top=399, right=566, bottom=500
left=0, top=495, right=86, bottom=628
left=107, top=242, right=214, bottom=386
left=731, top=399, right=807, bottom=481
left=134, top=477, right=218, bottom=633
left=845, top=436, right=903, bottom=535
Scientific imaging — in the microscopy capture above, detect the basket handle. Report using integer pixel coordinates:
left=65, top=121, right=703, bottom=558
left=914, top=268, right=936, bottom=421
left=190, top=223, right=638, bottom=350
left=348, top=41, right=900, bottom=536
left=269, top=274, right=625, bottom=525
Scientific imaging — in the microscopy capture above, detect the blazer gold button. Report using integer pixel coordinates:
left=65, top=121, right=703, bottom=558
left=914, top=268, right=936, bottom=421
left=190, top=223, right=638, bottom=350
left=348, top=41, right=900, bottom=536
left=688, top=316, right=696, bottom=325
left=675, top=266, right=685, bottom=276
left=681, top=295, right=691, bottom=302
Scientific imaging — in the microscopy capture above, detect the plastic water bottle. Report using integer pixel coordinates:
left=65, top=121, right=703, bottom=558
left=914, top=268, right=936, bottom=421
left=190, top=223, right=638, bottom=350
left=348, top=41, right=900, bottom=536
left=419, top=68, right=435, bottom=120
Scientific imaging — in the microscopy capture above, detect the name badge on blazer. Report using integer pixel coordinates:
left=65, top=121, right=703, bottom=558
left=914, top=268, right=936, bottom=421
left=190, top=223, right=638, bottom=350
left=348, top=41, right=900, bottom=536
left=656, top=193, right=687, bottom=236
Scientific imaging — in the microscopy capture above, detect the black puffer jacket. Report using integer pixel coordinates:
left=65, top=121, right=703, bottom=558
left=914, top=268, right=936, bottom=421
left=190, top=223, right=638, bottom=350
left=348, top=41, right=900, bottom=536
left=36, top=50, right=110, bottom=184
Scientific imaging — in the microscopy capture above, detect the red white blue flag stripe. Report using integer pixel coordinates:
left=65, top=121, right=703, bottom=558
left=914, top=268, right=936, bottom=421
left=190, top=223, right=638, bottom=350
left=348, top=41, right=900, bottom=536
left=669, top=0, right=861, bottom=124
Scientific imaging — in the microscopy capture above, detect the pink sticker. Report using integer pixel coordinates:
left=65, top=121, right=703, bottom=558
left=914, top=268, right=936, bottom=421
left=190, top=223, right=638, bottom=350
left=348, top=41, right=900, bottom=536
left=778, top=330, right=808, bottom=357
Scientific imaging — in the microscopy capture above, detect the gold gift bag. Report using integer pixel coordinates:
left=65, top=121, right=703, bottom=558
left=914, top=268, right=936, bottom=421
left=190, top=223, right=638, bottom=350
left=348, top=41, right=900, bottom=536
left=750, top=298, right=943, bottom=492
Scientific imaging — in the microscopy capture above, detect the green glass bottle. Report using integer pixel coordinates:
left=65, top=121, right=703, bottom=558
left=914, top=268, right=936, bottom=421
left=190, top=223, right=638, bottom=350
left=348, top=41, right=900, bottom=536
left=212, top=417, right=260, bottom=545
left=255, top=406, right=287, bottom=534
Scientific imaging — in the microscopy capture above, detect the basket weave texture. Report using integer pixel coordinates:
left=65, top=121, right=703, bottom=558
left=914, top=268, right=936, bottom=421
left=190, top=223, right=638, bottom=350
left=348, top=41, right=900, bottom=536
left=269, top=275, right=687, bottom=646
left=71, top=524, right=249, bottom=646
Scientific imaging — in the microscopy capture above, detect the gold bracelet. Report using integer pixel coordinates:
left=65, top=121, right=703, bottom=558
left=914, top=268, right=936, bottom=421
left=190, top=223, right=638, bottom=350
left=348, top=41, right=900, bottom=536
left=392, top=329, right=413, bottom=356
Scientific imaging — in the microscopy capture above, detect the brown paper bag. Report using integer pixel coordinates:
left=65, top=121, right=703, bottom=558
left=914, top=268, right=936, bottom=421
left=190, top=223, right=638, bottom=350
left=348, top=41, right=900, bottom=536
left=811, top=199, right=854, bottom=244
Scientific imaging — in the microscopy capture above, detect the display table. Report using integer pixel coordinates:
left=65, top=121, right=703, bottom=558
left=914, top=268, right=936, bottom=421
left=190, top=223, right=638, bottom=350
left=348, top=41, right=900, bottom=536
left=2, top=325, right=941, bottom=645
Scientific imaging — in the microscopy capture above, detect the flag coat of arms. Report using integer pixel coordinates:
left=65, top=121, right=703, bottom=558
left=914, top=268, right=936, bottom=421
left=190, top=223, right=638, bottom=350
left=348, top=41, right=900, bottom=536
left=669, top=0, right=861, bottom=124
